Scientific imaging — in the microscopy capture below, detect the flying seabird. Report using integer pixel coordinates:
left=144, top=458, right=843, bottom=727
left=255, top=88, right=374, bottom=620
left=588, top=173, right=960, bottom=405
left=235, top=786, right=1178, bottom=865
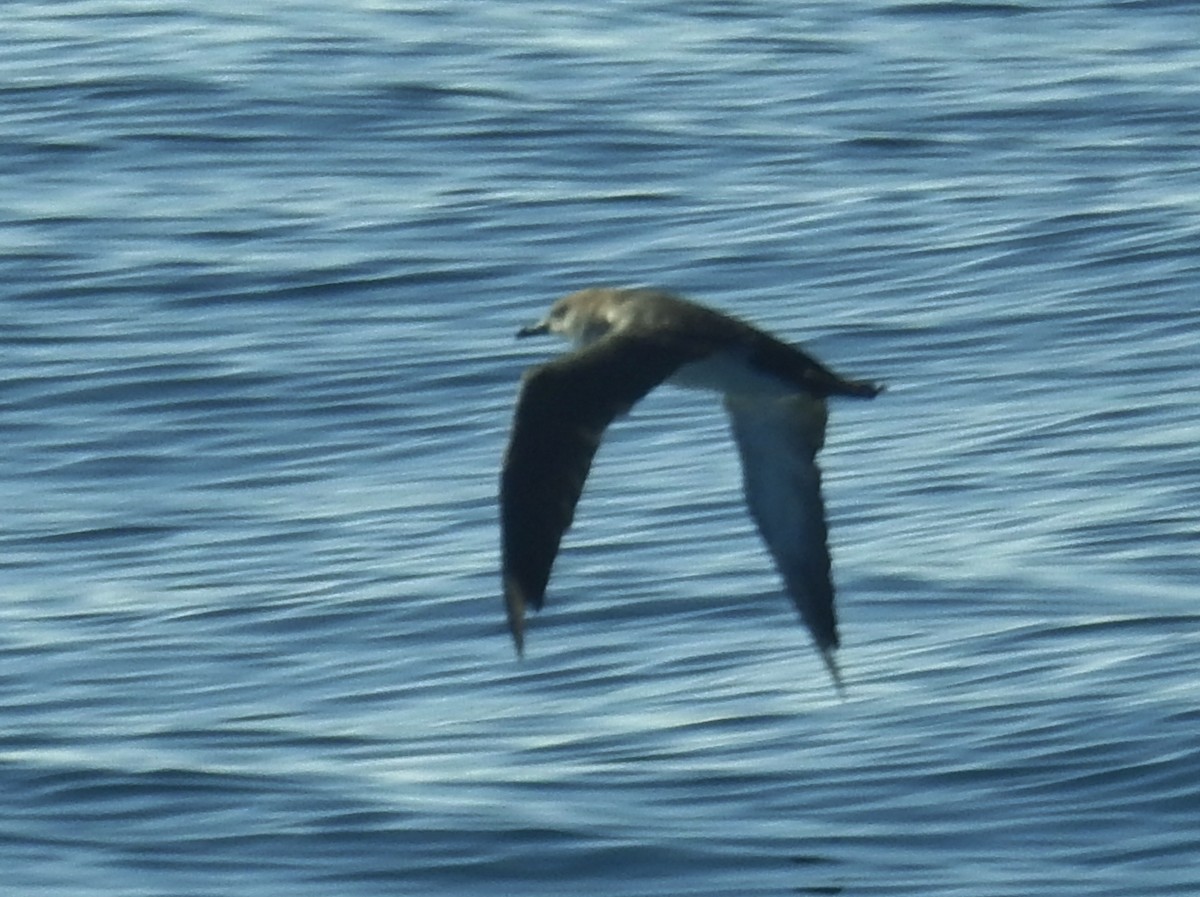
left=499, top=287, right=881, bottom=689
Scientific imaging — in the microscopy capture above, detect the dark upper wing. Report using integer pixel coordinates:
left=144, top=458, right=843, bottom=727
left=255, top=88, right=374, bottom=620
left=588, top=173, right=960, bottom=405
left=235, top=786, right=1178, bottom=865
left=723, top=393, right=844, bottom=691
left=500, top=333, right=696, bottom=654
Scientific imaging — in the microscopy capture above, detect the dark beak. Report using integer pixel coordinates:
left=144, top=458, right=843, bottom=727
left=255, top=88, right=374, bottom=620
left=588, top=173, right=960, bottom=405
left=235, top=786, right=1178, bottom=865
left=516, top=321, right=550, bottom=339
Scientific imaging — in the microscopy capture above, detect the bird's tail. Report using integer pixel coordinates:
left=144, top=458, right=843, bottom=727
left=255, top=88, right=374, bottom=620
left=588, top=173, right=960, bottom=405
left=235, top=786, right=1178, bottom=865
left=835, top=377, right=884, bottom=399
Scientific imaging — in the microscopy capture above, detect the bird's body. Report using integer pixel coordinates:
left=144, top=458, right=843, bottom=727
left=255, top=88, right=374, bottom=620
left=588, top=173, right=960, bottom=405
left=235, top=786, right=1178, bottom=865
left=499, top=287, right=881, bottom=689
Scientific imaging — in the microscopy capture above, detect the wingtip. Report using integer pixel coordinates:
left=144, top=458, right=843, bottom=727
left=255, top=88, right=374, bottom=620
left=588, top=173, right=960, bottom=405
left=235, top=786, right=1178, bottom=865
left=509, top=610, right=525, bottom=658
left=504, top=576, right=527, bottom=658
left=820, top=646, right=846, bottom=699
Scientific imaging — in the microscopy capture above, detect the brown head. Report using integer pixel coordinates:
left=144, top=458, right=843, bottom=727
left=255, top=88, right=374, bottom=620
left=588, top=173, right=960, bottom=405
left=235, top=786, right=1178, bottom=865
left=517, top=288, right=632, bottom=347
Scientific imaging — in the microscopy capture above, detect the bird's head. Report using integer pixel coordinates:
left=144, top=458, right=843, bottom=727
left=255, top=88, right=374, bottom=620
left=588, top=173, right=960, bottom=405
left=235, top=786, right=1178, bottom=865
left=517, top=288, right=623, bottom=348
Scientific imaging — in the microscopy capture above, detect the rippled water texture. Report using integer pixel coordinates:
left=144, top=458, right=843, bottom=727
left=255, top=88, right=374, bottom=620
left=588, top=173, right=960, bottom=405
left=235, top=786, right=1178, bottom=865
left=3, top=2, right=1199, bottom=895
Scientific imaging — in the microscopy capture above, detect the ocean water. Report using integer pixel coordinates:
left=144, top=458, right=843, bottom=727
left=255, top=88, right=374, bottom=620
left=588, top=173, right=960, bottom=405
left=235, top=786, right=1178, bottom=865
left=3, top=1, right=1199, bottom=895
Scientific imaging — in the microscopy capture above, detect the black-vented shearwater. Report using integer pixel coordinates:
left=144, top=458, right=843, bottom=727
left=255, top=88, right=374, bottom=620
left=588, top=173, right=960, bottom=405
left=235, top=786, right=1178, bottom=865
left=500, top=287, right=881, bottom=689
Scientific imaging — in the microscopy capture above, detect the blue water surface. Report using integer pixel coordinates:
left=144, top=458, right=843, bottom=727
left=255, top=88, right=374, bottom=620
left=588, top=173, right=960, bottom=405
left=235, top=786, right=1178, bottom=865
left=3, top=2, right=1199, bottom=895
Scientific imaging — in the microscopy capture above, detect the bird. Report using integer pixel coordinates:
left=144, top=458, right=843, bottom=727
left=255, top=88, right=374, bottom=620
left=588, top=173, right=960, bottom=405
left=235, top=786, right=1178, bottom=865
left=499, top=287, right=881, bottom=689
